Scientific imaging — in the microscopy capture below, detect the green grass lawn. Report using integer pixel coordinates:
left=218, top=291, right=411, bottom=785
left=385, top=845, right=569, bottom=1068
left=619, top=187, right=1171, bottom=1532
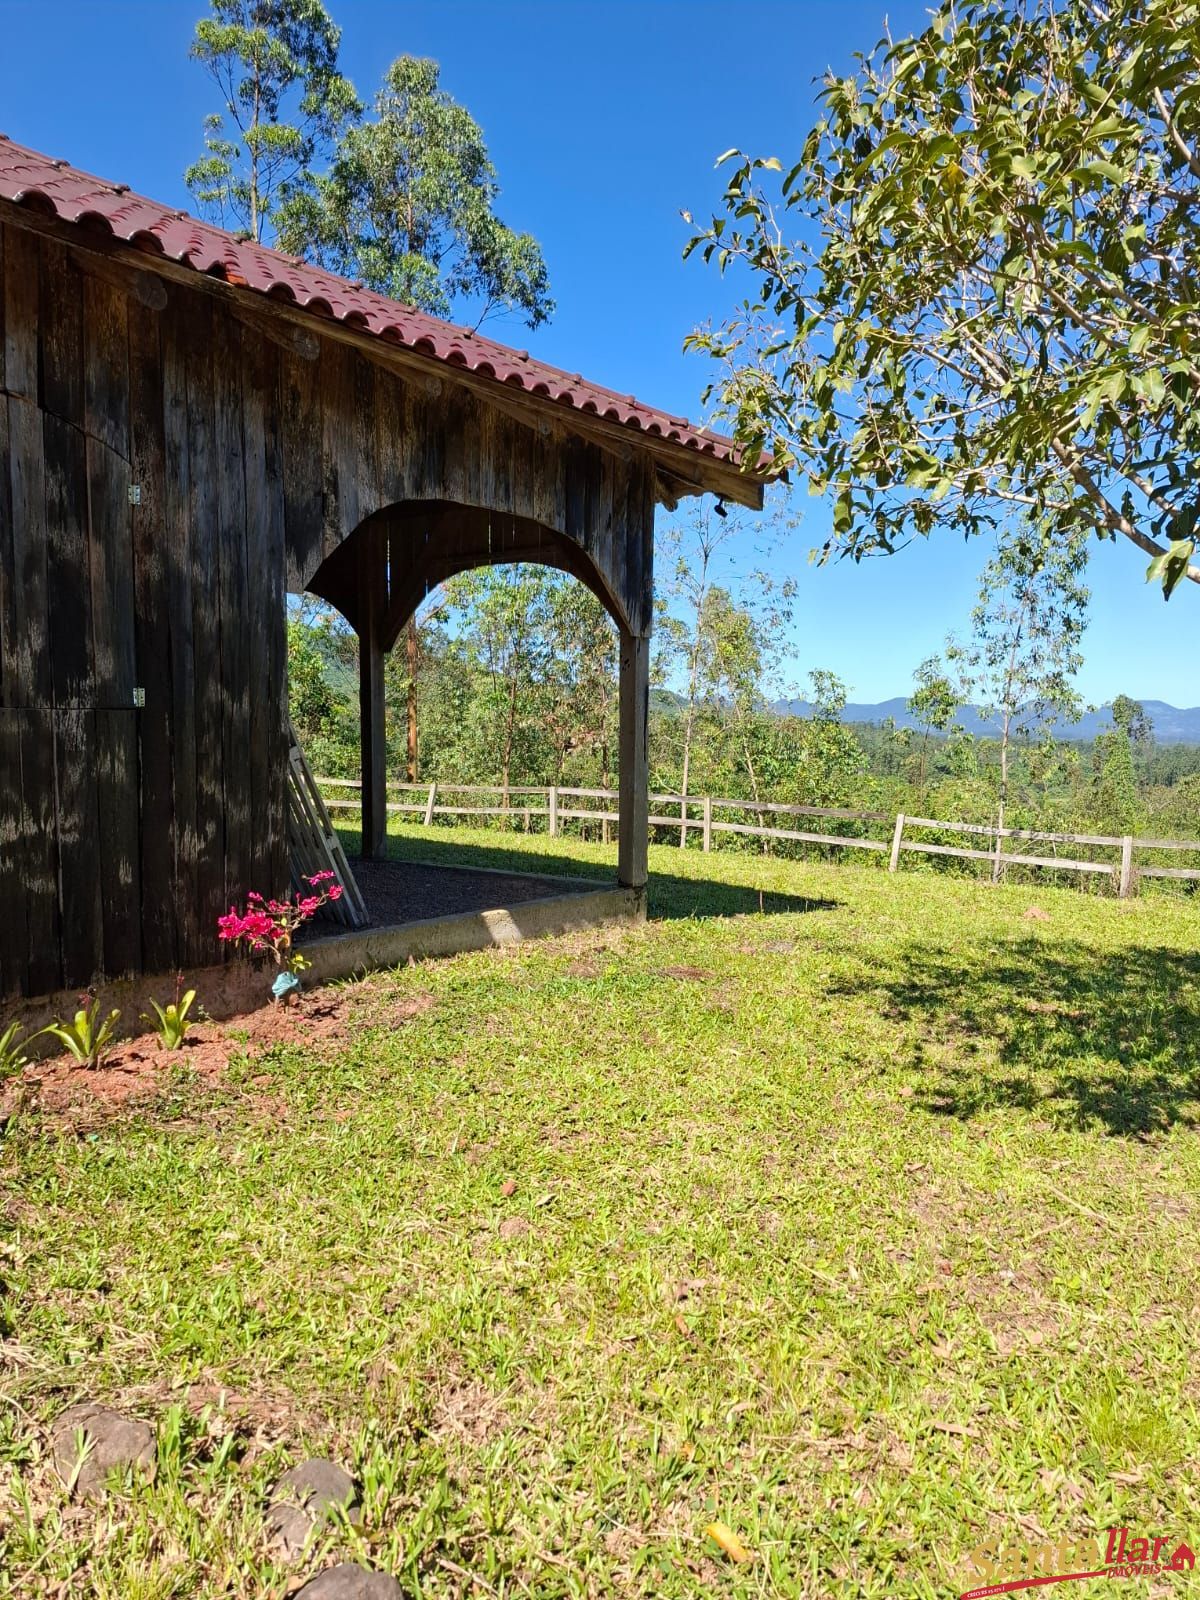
left=3, top=828, right=1199, bottom=1598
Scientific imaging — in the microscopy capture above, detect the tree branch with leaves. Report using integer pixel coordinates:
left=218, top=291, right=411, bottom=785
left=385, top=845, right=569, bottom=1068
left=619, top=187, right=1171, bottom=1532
left=686, top=0, right=1200, bottom=598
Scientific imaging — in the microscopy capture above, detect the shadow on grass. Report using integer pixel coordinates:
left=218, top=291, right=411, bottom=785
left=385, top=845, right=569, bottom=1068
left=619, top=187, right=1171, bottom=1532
left=335, top=827, right=837, bottom=923
left=852, top=937, right=1200, bottom=1137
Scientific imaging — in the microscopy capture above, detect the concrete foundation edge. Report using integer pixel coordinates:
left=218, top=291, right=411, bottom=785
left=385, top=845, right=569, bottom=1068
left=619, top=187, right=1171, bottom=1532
left=301, top=884, right=647, bottom=984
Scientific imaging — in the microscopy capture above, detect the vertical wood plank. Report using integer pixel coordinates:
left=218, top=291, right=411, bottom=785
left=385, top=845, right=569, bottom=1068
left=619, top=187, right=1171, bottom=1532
left=3, top=224, right=38, bottom=402
left=9, top=396, right=50, bottom=708
left=95, top=708, right=141, bottom=976
left=162, top=306, right=199, bottom=960
left=184, top=298, right=226, bottom=950
left=83, top=274, right=130, bottom=459
left=0, top=709, right=24, bottom=995
left=243, top=330, right=288, bottom=896
left=87, top=436, right=135, bottom=706
left=375, top=364, right=408, bottom=505
left=214, top=313, right=250, bottom=909
left=242, top=328, right=272, bottom=891
left=279, top=342, right=323, bottom=590
left=351, top=349, right=378, bottom=525
left=43, top=412, right=93, bottom=707
left=54, top=706, right=103, bottom=986
left=39, top=237, right=85, bottom=427
left=264, top=344, right=289, bottom=900
left=0, top=396, right=14, bottom=707
left=129, top=299, right=177, bottom=972
left=320, top=341, right=361, bottom=559
left=20, top=709, right=60, bottom=996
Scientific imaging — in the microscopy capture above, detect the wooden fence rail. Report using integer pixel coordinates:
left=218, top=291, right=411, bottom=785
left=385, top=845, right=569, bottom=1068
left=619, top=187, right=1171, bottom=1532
left=314, top=778, right=1200, bottom=899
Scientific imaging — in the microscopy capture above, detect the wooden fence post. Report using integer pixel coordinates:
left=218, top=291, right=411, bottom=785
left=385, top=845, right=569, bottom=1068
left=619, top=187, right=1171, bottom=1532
left=702, top=795, right=713, bottom=853
left=889, top=813, right=906, bottom=873
left=1119, top=834, right=1134, bottom=898
left=548, top=785, right=559, bottom=837
left=423, top=782, right=437, bottom=826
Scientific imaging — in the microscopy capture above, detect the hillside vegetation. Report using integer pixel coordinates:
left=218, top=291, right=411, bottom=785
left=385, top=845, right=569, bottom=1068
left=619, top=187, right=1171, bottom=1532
left=3, top=831, right=1198, bottom=1597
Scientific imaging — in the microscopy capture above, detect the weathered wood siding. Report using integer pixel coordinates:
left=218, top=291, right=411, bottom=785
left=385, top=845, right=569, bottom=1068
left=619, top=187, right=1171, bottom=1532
left=0, top=213, right=658, bottom=997
left=0, top=220, right=290, bottom=996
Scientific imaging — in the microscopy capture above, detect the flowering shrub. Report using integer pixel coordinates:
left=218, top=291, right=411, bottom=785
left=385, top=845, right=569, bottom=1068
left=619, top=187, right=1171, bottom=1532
left=218, top=872, right=344, bottom=995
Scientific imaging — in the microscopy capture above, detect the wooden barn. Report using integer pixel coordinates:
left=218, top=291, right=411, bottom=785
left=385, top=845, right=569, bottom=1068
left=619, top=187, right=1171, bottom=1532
left=0, top=135, right=767, bottom=1001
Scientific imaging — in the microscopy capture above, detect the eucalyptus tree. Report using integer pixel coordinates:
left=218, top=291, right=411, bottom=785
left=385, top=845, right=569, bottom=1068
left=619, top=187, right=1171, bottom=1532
left=907, top=656, right=959, bottom=791
left=279, top=55, right=553, bottom=328
left=687, top=0, right=1200, bottom=601
left=947, top=526, right=1090, bottom=874
left=657, top=503, right=742, bottom=842
left=186, top=0, right=359, bottom=243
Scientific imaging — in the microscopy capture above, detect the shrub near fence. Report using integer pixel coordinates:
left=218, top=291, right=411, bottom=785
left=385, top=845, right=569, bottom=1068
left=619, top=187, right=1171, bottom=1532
left=316, top=778, right=1200, bottom=899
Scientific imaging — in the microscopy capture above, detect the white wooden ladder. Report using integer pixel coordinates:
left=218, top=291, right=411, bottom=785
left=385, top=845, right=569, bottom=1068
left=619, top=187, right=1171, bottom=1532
left=286, top=720, right=369, bottom=929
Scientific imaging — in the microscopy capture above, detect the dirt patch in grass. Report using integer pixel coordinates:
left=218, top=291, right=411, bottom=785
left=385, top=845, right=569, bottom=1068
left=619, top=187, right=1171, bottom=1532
left=5, top=981, right=435, bottom=1122
left=429, top=1375, right=509, bottom=1450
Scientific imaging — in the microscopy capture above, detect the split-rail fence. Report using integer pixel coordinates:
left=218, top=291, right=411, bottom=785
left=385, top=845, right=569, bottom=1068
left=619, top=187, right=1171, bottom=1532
left=314, top=778, right=1200, bottom=899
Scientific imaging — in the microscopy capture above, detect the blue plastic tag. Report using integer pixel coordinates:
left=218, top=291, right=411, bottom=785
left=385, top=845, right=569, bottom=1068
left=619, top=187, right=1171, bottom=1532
left=271, top=969, right=302, bottom=1001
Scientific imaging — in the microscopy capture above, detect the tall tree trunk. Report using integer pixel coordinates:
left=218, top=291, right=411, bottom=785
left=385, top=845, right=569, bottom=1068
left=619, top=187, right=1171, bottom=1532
left=502, top=674, right=517, bottom=810
left=992, top=710, right=1011, bottom=883
left=734, top=702, right=767, bottom=853
left=680, top=650, right=701, bottom=848
left=406, top=617, right=419, bottom=782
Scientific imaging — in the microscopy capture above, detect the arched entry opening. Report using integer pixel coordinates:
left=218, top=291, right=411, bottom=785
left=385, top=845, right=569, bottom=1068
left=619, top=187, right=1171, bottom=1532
left=305, top=499, right=651, bottom=897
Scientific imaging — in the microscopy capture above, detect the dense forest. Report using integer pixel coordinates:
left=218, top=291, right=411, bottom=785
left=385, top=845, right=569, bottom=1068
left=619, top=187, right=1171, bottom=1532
left=288, top=513, right=1200, bottom=847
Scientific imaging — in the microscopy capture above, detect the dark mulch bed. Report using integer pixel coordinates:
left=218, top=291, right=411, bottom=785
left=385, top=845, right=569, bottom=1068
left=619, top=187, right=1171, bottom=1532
left=322, top=856, right=593, bottom=931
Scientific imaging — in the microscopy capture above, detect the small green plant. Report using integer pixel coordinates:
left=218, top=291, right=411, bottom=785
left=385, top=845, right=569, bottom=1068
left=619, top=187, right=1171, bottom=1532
left=143, top=978, right=197, bottom=1051
left=39, top=990, right=122, bottom=1069
left=0, top=1022, right=29, bottom=1079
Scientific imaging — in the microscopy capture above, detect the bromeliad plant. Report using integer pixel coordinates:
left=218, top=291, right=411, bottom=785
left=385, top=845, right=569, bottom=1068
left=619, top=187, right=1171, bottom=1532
left=143, top=976, right=198, bottom=1051
left=217, top=873, right=344, bottom=1001
left=0, top=1021, right=29, bottom=1079
left=40, top=991, right=122, bottom=1070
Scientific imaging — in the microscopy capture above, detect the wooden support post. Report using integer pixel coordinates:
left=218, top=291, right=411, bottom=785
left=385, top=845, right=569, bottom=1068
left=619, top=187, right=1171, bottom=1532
left=702, top=795, right=713, bottom=853
left=1119, top=834, right=1134, bottom=898
left=548, top=785, right=559, bottom=837
left=405, top=617, right=419, bottom=781
left=618, top=628, right=650, bottom=890
left=889, top=813, right=906, bottom=873
left=424, top=782, right=437, bottom=826
left=358, top=534, right=387, bottom=859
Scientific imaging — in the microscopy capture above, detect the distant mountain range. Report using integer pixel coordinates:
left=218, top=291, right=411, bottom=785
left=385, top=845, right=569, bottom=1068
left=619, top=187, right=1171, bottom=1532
left=771, top=698, right=1200, bottom=743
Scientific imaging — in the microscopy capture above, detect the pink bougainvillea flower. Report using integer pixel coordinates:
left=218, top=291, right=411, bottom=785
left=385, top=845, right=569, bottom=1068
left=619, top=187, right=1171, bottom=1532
left=217, top=873, right=345, bottom=980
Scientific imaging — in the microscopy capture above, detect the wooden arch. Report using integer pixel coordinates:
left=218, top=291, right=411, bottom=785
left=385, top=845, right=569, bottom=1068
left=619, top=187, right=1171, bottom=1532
left=304, top=491, right=650, bottom=894
left=307, top=500, right=634, bottom=645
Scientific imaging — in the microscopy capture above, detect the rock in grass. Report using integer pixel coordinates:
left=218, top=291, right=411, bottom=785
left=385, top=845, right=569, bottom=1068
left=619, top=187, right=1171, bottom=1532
left=265, top=1458, right=359, bottom=1556
left=296, top=1565, right=403, bottom=1598
left=50, top=1403, right=155, bottom=1498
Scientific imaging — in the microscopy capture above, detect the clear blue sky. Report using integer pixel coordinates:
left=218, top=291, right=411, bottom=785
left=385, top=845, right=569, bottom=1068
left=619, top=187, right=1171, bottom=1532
left=1, top=0, right=1194, bottom=706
